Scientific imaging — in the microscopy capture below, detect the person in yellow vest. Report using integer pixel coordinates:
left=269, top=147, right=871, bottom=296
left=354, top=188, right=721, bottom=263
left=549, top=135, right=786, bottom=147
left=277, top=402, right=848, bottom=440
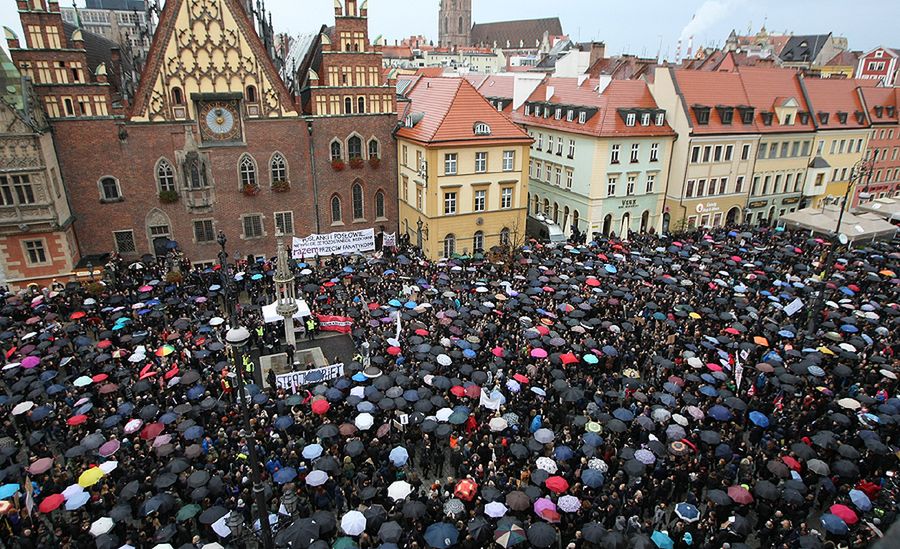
left=306, top=317, right=316, bottom=341
left=221, top=369, right=233, bottom=402
left=243, top=354, right=254, bottom=382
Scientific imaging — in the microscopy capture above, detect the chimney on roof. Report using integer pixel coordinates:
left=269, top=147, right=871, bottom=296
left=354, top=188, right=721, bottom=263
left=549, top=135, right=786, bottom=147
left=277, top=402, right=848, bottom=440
left=687, top=36, right=694, bottom=59
left=589, top=42, right=606, bottom=66
left=676, top=39, right=682, bottom=63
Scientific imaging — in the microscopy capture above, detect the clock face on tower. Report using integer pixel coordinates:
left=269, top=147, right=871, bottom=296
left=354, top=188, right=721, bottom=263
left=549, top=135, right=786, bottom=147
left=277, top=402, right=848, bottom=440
left=198, top=100, right=242, bottom=143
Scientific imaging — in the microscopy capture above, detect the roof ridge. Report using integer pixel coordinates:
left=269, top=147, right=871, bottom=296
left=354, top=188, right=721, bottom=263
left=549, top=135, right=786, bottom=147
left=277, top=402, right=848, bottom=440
left=428, top=78, right=465, bottom=142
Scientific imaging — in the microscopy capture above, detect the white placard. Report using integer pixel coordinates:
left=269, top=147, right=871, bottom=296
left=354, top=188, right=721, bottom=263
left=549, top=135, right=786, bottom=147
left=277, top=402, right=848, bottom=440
left=275, top=363, right=345, bottom=392
left=383, top=232, right=397, bottom=247
left=783, top=298, right=804, bottom=317
left=292, top=228, right=375, bottom=258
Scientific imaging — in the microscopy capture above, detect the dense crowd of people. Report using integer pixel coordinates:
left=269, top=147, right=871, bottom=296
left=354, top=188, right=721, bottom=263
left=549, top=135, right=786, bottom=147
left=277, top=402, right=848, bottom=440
left=0, top=224, right=898, bottom=549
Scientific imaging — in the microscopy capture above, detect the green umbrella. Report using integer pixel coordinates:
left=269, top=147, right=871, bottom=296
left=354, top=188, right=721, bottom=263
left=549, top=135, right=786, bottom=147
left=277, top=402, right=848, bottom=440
left=176, top=503, right=201, bottom=522
left=333, top=537, right=358, bottom=549
left=494, top=522, right=527, bottom=548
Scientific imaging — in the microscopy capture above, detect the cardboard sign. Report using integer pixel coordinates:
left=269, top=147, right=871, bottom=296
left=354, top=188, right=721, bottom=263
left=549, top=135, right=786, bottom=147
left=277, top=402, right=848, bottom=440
left=275, top=363, right=345, bottom=393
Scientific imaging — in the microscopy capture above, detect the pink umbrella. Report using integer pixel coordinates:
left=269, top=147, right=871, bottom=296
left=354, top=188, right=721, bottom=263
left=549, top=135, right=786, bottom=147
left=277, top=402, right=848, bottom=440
left=123, top=419, right=143, bottom=434
left=21, top=356, right=40, bottom=369
left=530, top=348, right=548, bottom=359
left=27, top=457, right=54, bottom=475
left=138, top=285, right=153, bottom=292
left=98, top=440, right=120, bottom=457
left=152, top=434, right=172, bottom=448
left=533, top=497, right=560, bottom=523
left=830, top=504, right=858, bottom=525
left=491, top=347, right=505, bottom=357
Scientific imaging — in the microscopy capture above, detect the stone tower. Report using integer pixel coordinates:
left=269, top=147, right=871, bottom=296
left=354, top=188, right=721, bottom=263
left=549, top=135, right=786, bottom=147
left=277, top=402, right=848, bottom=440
left=438, top=0, right=471, bottom=49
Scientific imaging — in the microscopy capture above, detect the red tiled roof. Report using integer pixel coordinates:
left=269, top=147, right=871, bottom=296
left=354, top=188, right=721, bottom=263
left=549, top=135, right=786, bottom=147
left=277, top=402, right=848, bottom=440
left=382, top=45, right=413, bottom=58
left=825, top=50, right=859, bottom=67
left=671, top=69, right=756, bottom=134
left=510, top=78, right=674, bottom=138
left=802, top=77, right=877, bottom=130
left=415, top=67, right=446, bottom=78
left=859, top=87, right=900, bottom=124
left=736, top=67, right=815, bottom=133
left=396, top=77, right=531, bottom=145
left=476, top=75, right=516, bottom=99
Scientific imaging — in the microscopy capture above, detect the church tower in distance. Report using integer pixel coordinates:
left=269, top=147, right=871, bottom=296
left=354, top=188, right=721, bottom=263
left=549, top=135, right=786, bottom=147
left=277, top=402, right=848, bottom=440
left=438, top=0, right=471, bottom=49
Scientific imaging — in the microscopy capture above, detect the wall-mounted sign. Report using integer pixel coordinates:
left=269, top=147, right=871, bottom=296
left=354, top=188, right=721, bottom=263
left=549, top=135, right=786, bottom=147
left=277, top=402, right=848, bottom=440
left=695, top=202, right=720, bottom=214
left=782, top=197, right=800, bottom=205
left=748, top=200, right=768, bottom=209
left=619, top=199, right=639, bottom=210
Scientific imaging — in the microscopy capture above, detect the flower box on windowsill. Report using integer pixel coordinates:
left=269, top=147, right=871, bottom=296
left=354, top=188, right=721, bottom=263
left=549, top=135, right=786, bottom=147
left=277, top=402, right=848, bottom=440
left=272, top=181, right=290, bottom=193
left=158, top=190, right=179, bottom=204
left=242, top=184, right=260, bottom=197
left=349, top=158, right=364, bottom=169
left=331, top=160, right=345, bottom=171
left=368, top=157, right=381, bottom=169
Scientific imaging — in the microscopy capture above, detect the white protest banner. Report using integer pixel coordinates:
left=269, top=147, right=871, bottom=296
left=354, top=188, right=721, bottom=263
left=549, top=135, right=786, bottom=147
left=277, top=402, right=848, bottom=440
left=480, top=389, right=502, bottom=410
left=275, top=363, right=345, bottom=393
left=292, top=228, right=375, bottom=258
left=383, top=232, right=397, bottom=247
left=783, top=298, right=804, bottom=317
left=734, top=353, right=744, bottom=391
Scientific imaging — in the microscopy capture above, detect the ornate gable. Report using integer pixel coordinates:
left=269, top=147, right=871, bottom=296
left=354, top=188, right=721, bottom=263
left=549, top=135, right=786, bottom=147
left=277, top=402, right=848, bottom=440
left=130, top=0, right=297, bottom=122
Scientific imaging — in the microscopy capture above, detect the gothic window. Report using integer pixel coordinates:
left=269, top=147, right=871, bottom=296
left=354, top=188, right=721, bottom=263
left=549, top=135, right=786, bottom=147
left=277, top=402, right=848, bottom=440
left=239, top=154, right=258, bottom=189
left=245, top=85, right=257, bottom=103
left=348, top=136, right=362, bottom=160
left=156, top=159, right=176, bottom=193
left=368, top=139, right=380, bottom=159
left=184, top=153, right=207, bottom=189
left=270, top=153, right=287, bottom=183
left=99, top=177, right=122, bottom=201
left=171, top=87, right=184, bottom=105
left=331, top=141, right=343, bottom=161
left=357, top=96, right=365, bottom=114
left=375, top=190, right=385, bottom=219
left=344, top=97, right=353, bottom=114
left=458, top=16, right=464, bottom=34
left=331, top=195, right=342, bottom=223
left=352, top=182, right=364, bottom=220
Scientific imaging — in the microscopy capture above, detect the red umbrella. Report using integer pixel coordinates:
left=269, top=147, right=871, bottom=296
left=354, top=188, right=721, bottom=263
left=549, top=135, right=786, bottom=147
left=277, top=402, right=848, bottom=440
left=727, top=485, right=754, bottom=505
left=415, top=329, right=429, bottom=336
left=140, top=422, right=165, bottom=440
left=69, top=311, right=86, bottom=320
left=450, top=386, right=466, bottom=397
left=830, top=504, right=858, bottom=525
left=38, top=494, right=65, bottom=513
left=513, top=374, right=529, bottom=384
left=97, top=340, right=112, bottom=349
left=464, top=385, right=481, bottom=399
left=545, top=476, right=569, bottom=494
left=491, top=347, right=506, bottom=358
left=164, top=367, right=179, bottom=380
left=782, top=456, right=802, bottom=472
left=386, top=346, right=401, bottom=356
left=585, top=278, right=600, bottom=287
left=454, top=478, right=478, bottom=501
left=91, top=373, right=108, bottom=383
left=559, top=352, right=578, bottom=365
left=67, top=415, right=88, bottom=426
left=311, top=399, right=330, bottom=415
left=98, top=383, right=118, bottom=395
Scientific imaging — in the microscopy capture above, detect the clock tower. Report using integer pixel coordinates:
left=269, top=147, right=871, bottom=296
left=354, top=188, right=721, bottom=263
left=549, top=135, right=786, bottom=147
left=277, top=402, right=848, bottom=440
left=439, top=0, right=472, bottom=49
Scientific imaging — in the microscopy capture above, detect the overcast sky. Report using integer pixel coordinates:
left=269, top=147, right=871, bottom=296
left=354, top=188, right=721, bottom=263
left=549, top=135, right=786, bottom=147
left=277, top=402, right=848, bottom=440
left=2, top=0, right=897, bottom=60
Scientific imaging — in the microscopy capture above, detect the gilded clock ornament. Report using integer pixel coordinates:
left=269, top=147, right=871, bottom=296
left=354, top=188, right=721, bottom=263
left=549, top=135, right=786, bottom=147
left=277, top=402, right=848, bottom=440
left=198, top=101, right=241, bottom=143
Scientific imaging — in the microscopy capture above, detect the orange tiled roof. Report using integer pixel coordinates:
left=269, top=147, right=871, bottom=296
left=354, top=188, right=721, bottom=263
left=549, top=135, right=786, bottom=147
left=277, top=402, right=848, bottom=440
left=415, top=67, right=445, bottom=78
left=736, top=67, right=816, bottom=133
left=396, top=77, right=531, bottom=146
left=859, top=87, right=900, bottom=124
left=475, top=75, right=516, bottom=99
left=802, top=77, right=877, bottom=130
left=510, top=78, right=674, bottom=138
left=671, top=69, right=756, bottom=134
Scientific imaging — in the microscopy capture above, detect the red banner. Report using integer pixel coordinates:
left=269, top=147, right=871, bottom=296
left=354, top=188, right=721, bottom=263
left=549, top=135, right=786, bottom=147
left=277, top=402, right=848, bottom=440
left=316, top=314, right=353, bottom=334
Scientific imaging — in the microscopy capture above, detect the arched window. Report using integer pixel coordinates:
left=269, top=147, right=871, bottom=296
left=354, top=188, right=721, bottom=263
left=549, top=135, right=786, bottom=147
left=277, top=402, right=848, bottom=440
left=185, top=153, right=206, bottom=189
left=443, top=234, right=456, bottom=258
left=239, top=155, right=258, bottom=189
left=352, top=182, right=364, bottom=219
left=156, top=159, right=176, bottom=193
left=331, top=141, right=342, bottom=161
left=368, top=139, right=379, bottom=159
left=443, top=17, right=448, bottom=34
left=500, top=228, right=510, bottom=246
left=473, top=231, right=484, bottom=253
left=171, top=87, right=184, bottom=105
left=543, top=199, right=549, bottom=215
left=563, top=206, right=570, bottom=229
left=348, top=136, right=362, bottom=160
left=245, top=85, right=257, bottom=103
left=344, top=97, right=353, bottom=114
left=270, top=153, right=287, bottom=183
left=553, top=202, right=559, bottom=224
left=331, top=195, right=342, bottom=223
left=458, top=16, right=464, bottom=34
left=99, top=177, right=121, bottom=201
left=572, top=210, right=580, bottom=231
left=533, top=195, right=539, bottom=215
left=375, top=190, right=385, bottom=219
left=357, top=96, right=365, bottom=114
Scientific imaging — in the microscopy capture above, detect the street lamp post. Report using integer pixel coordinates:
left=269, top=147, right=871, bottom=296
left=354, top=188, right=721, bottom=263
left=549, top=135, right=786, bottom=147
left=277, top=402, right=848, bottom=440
left=804, top=159, right=874, bottom=337
left=217, top=231, right=233, bottom=319
left=226, top=325, right=274, bottom=549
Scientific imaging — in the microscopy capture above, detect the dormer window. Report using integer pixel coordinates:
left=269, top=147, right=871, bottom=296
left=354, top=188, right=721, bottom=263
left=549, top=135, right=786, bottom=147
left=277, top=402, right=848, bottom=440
left=874, top=106, right=884, bottom=118
left=405, top=115, right=413, bottom=127
left=836, top=112, right=848, bottom=125
left=566, top=110, right=574, bottom=122
left=535, top=105, right=542, bottom=117
left=655, top=112, right=665, bottom=126
left=716, top=106, right=734, bottom=125
left=524, top=105, right=531, bottom=116
left=543, top=108, right=550, bottom=119
left=640, top=113, right=650, bottom=126
left=818, top=112, right=830, bottom=124
left=783, top=114, right=793, bottom=126
left=578, top=111, right=586, bottom=124
left=738, top=106, right=755, bottom=124
left=887, top=106, right=896, bottom=117
left=474, top=122, right=492, bottom=136
left=693, top=106, right=711, bottom=125
left=760, top=112, right=774, bottom=126
left=626, top=113, right=636, bottom=126
left=798, top=112, right=810, bottom=124
left=855, top=111, right=866, bottom=124
left=555, top=108, right=562, bottom=120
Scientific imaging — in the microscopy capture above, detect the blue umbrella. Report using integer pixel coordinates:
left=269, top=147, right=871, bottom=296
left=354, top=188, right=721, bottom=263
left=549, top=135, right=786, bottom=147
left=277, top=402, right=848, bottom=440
left=404, top=301, right=417, bottom=309
left=389, top=447, right=409, bottom=466
left=357, top=402, right=376, bottom=413
left=612, top=408, right=634, bottom=422
left=554, top=446, right=574, bottom=461
left=65, top=490, right=90, bottom=510
left=583, top=433, right=603, bottom=447
left=707, top=405, right=731, bottom=421
left=184, top=426, right=204, bottom=440
left=302, top=444, right=323, bottom=460
left=352, top=372, right=368, bottom=382
left=388, top=299, right=402, bottom=308
left=849, top=489, right=872, bottom=511
left=251, top=273, right=263, bottom=281
left=604, top=264, right=617, bottom=274
left=403, top=390, right=420, bottom=402
left=582, top=469, right=604, bottom=488
left=274, top=416, right=294, bottom=430
left=424, top=522, right=458, bottom=549
left=840, top=324, right=859, bottom=333
left=699, top=385, right=718, bottom=397
left=274, top=467, right=297, bottom=485
left=186, top=386, right=205, bottom=400
left=651, top=530, right=674, bottom=549
left=748, top=411, right=769, bottom=428
left=674, top=503, right=699, bottom=522
left=839, top=286, right=855, bottom=296
left=602, top=345, right=619, bottom=357
left=778, top=330, right=795, bottom=338
left=820, top=514, right=849, bottom=535
left=159, top=413, right=178, bottom=425
left=715, top=443, right=733, bottom=458
left=462, top=349, right=476, bottom=359
left=0, top=484, right=20, bottom=499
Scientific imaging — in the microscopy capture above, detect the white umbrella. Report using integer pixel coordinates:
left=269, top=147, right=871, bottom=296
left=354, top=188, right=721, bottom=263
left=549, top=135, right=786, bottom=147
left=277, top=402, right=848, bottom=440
left=535, top=457, right=557, bottom=474
left=209, top=317, right=225, bottom=327
left=557, top=495, right=581, bottom=513
left=435, top=408, right=453, bottom=422
left=355, top=413, right=374, bottom=430
left=202, top=544, right=225, bottom=549
left=99, top=461, right=118, bottom=474
left=306, top=470, right=328, bottom=487
left=387, top=480, right=412, bottom=501
left=534, top=428, right=554, bottom=444
left=11, top=401, right=34, bottom=416
left=152, top=545, right=174, bottom=549
left=672, top=414, right=689, bottom=426
left=436, top=354, right=452, bottom=366
left=484, top=501, right=508, bottom=518
left=837, top=398, right=860, bottom=410
left=489, top=417, right=508, bottom=432
left=89, top=517, right=114, bottom=537
left=341, top=510, right=366, bottom=536
left=62, top=484, right=84, bottom=500
left=587, top=458, right=608, bottom=472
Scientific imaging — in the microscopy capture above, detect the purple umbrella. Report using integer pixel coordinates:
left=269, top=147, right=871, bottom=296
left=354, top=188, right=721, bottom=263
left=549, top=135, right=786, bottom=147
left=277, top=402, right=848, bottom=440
left=99, top=440, right=120, bottom=457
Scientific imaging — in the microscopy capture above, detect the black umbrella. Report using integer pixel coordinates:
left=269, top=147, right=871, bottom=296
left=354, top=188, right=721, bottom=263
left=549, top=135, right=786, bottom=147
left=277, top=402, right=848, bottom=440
left=199, top=505, right=228, bottom=525
left=526, top=522, right=557, bottom=548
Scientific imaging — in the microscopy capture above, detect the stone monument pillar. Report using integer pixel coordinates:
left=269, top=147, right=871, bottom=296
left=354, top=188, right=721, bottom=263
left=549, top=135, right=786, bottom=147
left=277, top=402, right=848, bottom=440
left=274, top=235, right=299, bottom=350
